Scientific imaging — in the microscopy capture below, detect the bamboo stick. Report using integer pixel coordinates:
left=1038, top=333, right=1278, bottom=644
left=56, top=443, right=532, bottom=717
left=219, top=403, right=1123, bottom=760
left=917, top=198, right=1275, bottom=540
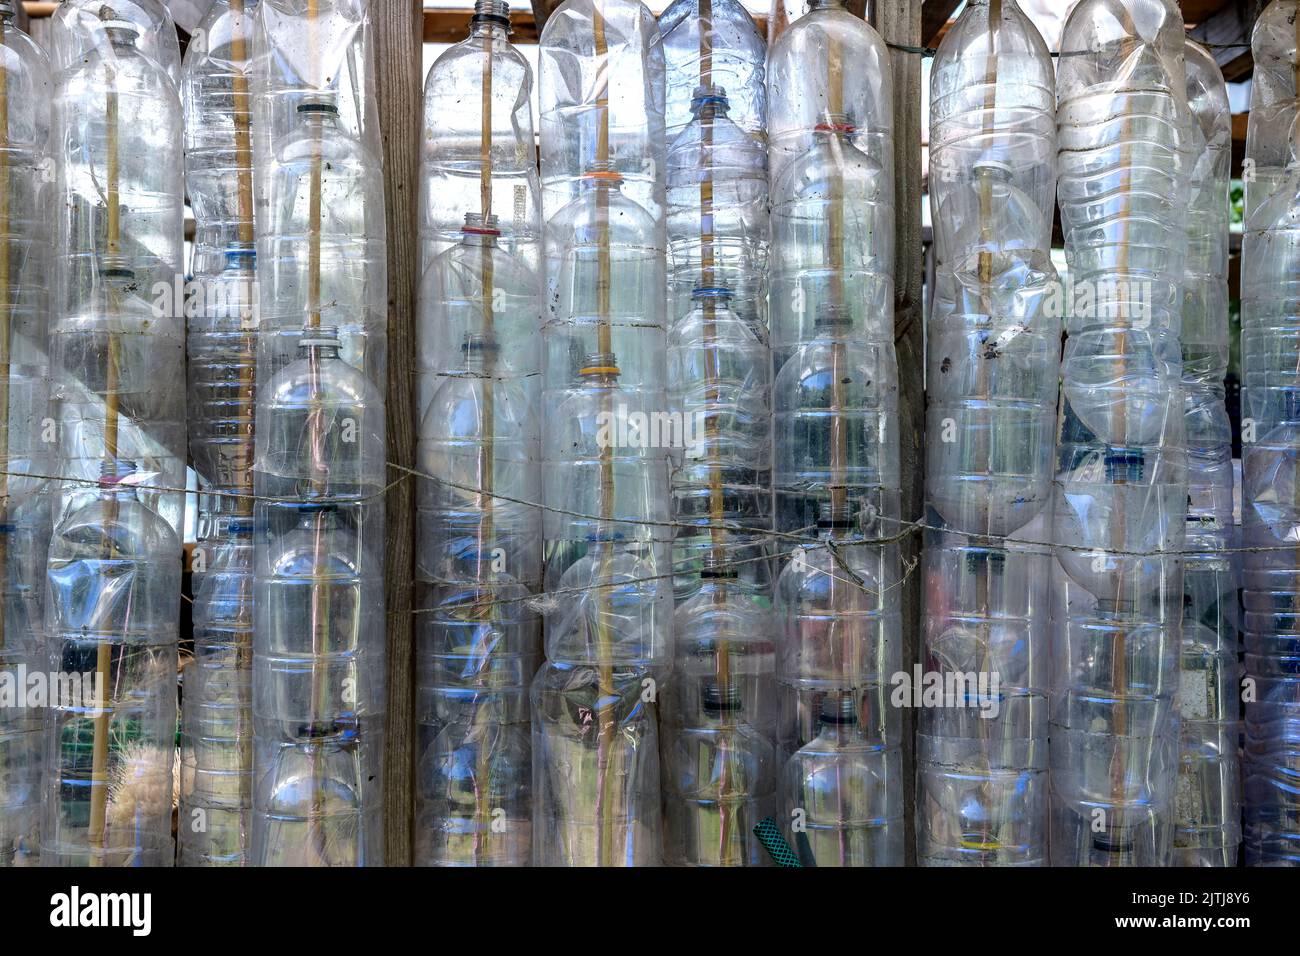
left=590, top=0, right=619, bottom=868
left=87, top=30, right=124, bottom=864
left=471, top=6, right=498, bottom=864
left=302, top=0, right=333, bottom=865
left=230, top=0, right=256, bottom=519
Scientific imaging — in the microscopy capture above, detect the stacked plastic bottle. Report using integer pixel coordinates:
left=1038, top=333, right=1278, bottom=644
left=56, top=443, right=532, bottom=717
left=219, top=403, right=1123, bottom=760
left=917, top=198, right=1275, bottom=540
left=918, top=0, right=1058, bottom=867
left=250, top=0, right=388, bottom=866
left=1241, top=0, right=1300, bottom=868
left=414, top=0, right=544, bottom=867
left=178, top=0, right=260, bottom=866
left=660, top=0, right=773, bottom=867
left=43, top=4, right=185, bottom=866
left=418, top=0, right=542, bottom=276
left=768, top=0, right=903, bottom=866
left=51, top=0, right=181, bottom=88
left=0, top=0, right=51, bottom=868
left=1176, top=38, right=1240, bottom=868
left=534, top=0, right=669, bottom=866
left=1051, top=0, right=1192, bottom=866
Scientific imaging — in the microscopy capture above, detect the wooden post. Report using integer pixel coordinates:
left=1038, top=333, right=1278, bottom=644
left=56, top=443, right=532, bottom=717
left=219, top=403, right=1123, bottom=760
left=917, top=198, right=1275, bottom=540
left=373, top=0, right=421, bottom=866
left=871, top=0, right=922, bottom=866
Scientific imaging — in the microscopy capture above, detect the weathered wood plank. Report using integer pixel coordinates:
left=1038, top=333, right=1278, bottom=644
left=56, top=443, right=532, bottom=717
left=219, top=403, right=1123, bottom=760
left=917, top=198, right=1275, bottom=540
left=872, top=0, right=923, bottom=867
left=922, top=0, right=961, bottom=48
left=374, top=0, right=421, bottom=867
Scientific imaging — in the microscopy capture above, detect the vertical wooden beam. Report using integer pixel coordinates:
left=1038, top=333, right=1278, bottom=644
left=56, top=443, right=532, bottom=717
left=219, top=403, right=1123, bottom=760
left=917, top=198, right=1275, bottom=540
left=872, top=0, right=923, bottom=866
left=373, top=0, right=420, bottom=866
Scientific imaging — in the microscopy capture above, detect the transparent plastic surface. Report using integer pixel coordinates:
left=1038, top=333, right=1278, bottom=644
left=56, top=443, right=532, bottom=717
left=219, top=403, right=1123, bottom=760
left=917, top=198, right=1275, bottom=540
left=51, top=13, right=184, bottom=332
left=531, top=660, right=662, bottom=865
left=41, top=470, right=180, bottom=866
left=1241, top=7, right=1300, bottom=866
left=51, top=0, right=181, bottom=88
left=658, top=0, right=766, bottom=140
left=252, top=330, right=387, bottom=866
left=766, top=0, right=891, bottom=189
left=0, top=1, right=51, bottom=867
left=186, top=251, right=258, bottom=502
left=538, top=0, right=666, bottom=239
left=256, top=98, right=387, bottom=385
left=536, top=7, right=668, bottom=863
left=667, top=287, right=771, bottom=589
left=1176, top=39, right=1240, bottom=867
left=419, top=1, right=542, bottom=274
left=1245, top=1, right=1300, bottom=217
left=663, top=566, right=777, bottom=865
left=782, top=693, right=904, bottom=866
left=179, top=519, right=254, bottom=866
left=182, top=0, right=261, bottom=278
left=1051, top=0, right=1193, bottom=867
left=414, top=214, right=543, bottom=862
left=919, top=0, right=1058, bottom=867
left=50, top=267, right=186, bottom=534
left=666, top=88, right=768, bottom=329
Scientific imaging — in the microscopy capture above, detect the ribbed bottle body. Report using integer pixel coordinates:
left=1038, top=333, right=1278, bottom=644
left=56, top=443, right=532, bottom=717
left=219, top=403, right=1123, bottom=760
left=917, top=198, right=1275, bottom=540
left=658, top=0, right=766, bottom=141
left=1241, top=15, right=1300, bottom=861
left=1051, top=0, right=1192, bottom=866
left=51, top=0, right=181, bottom=88
left=419, top=5, right=542, bottom=276
left=534, top=2, right=668, bottom=865
left=538, top=0, right=666, bottom=268
left=1245, top=1, right=1300, bottom=218
left=250, top=0, right=387, bottom=866
left=767, top=0, right=900, bottom=866
left=663, top=577, right=777, bottom=865
left=179, top=520, right=254, bottom=866
left=182, top=0, right=261, bottom=278
left=414, top=215, right=543, bottom=863
left=1175, top=39, right=1240, bottom=868
left=0, top=7, right=51, bottom=868
left=918, top=0, right=1057, bottom=867
left=41, top=478, right=180, bottom=866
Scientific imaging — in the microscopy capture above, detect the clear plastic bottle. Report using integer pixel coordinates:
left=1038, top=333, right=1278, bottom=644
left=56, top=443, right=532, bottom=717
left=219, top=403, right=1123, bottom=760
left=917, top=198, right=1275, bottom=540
left=766, top=0, right=891, bottom=194
left=667, top=286, right=770, bottom=585
left=251, top=328, right=386, bottom=866
left=41, top=462, right=180, bottom=867
left=1051, top=0, right=1193, bottom=866
left=658, top=0, right=766, bottom=141
left=416, top=215, right=542, bottom=415
left=538, top=0, right=666, bottom=267
left=419, top=0, right=542, bottom=275
left=185, top=248, right=258, bottom=507
left=918, top=0, right=1058, bottom=867
left=768, top=115, right=894, bottom=373
left=1241, top=1, right=1300, bottom=868
left=414, top=225, right=543, bottom=865
left=51, top=9, right=185, bottom=331
left=1245, top=1, right=1300, bottom=218
left=535, top=10, right=668, bottom=856
left=782, top=692, right=904, bottom=866
left=257, top=93, right=388, bottom=386
left=663, top=559, right=777, bottom=865
left=50, top=261, right=186, bottom=534
left=179, top=517, right=254, bottom=866
left=182, top=0, right=261, bottom=279
left=1176, top=39, right=1240, bottom=868
left=666, top=87, right=769, bottom=350
left=51, top=0, right=182, bottom=89
left=0, top=0, right=52, bottom=867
